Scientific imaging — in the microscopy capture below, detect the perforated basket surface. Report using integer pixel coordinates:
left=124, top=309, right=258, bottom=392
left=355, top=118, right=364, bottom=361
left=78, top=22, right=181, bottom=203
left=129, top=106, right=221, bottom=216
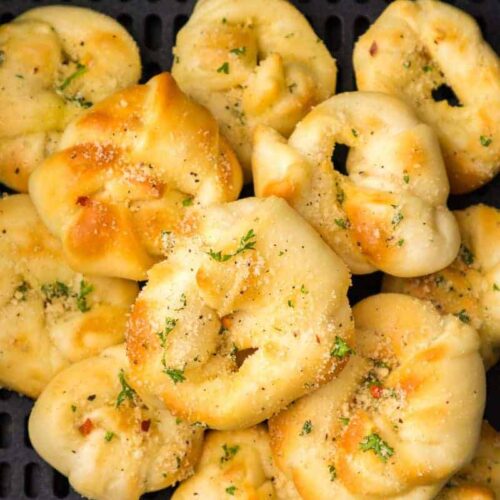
left=0, top=0, right=498, bottom=498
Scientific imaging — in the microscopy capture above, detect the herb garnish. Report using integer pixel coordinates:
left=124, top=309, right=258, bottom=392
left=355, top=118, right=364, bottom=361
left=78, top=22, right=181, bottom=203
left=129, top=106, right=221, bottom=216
left=220, top=444, right=240, bottom=464
left=76, top=280, right=94, bottom=312
left=116, top=369, right=136, bottom=407
left=208, top=229, right=256, bottom=262
left=217, top=62, right=230, bottom=74
left=165, top=368, right=185, bottom=384
left=359, top=433, right=394, bottom=462
left=300, top=420, right=313, bottom=436
left=331, top=336, right=354, bottom=358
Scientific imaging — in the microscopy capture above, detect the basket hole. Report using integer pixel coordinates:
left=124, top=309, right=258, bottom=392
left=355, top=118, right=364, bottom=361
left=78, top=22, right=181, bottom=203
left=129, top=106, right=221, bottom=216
left=432, top=84, right=462, bottom=107
left=325, top=16, right=342, bottom=52
left=353, top=16, right=370, bottom=42
left=0, top=13, right=13, bottom=23
left=24, top=463, right=42, bottom=498
left=142, top=62, right=162, bottom=82
left=117, top=13, right=133, bottom=33
left=0, top=414, right=11, bottom=449
left=145, top=15, right=162, bottom=50
left=173, top=14, right=189, bottom=43
left=332, top=144, right=350, bottom=176
left=0, top=390, right=10, bottom=401
left=0, top=463, right=10, bottom=498
left=24, top=414, right=33, bottom=449
left=53, top=470, right=69, bottom=498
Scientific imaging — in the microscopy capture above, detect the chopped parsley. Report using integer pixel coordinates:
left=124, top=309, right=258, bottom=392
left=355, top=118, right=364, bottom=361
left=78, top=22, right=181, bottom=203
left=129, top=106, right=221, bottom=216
left=403, top=61, right=411, bottom=69
left=300, top=284, right=308, bottom=294
left=351, top=128, right=359, bottom=137
left=422, top=64, right=432, bottom=73
left=364, top=372, right=382, bottom=388
left=403, top=173, right=410, bottom=184
left=328, top=464, right=337, bottom=481
left=217, top=62, right=230, bottom=74
left=493, top=283, right=500, bottom=292
left=182, top=196, right=194, bottom=207
left=480, top=135, right=492, bottom=147
left=339, top=417, right=350, bottom=426
left=58, top=63, right=87, bottom=91
left=287, top=299, right=294, bottom=308
left=15, top=74, right=24, bottom=79
left=208, top=229, right=256, bottom=262
left=65, top=95, right=93, bottom=108
left=226, top=486, right=237, bottom=495
left=157, top=317, right=177, bottom=347
left=15, top=280, right=30, bottom=301
left=336, top=184, right=345, bottom=205
left=359, top=433, right=394, bottom=462
left=459, top=244, right=474, bottom=266
left=391, top=211, right=404, bottom=227
left=220, top=444, right=240, bottom=464
left=165, top=368, right=185, bottom=384
left=104, top=431, right=115, bottom=442
left=116, top=369, right=136, bottom=407
left=454, top=309, right=470, bottom=324
left=331, top=336, right=354, bottom=358
left=300, top=420, right=313, bottom=436
left=41, top=281, right=70, bottom=300
left=230, top=47, right=246, bottom=56
left=71, top=404, right=77, bottom=413
left=397, top=239, right=405, bottom=247
left=288, top=83, right=297, bottom=93
left=76, top=280, right=94, bottom=312
left=334, top=218, right=349, bottom=229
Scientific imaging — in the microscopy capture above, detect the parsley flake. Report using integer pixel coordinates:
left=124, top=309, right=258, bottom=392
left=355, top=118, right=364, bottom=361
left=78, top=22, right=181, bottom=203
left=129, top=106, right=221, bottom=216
left=157, top=317, right=177, bottom=347
left=104, top=431, right=115, bottom=442
left=397, top=239, right=405, bottom=247
left=360, top=433, right=394, bottom=462
left=422, top=64, right=432, bottom=73
left=217, top=62, right=230, bottom=74
left=165, top=368, right=185, bottom=384
left=182, top=196, right=193, bottom=207
left=15, top=280, right=30, bottom=301
left=300, top=284, right=308, bottom=294
left=403, top=61, right=411, bottom=69
left=226, top=486, right=237, bottom=495
left=352, top=128, right=359, bottom=137
left=116, top=369, right=136, bottom=407
left=220, top=444, right=240, bottom=464
left=480, top=135, right=492, bottom=147
left=300, top=420, right=313, bottom=435
left=58, top=63, right=87, bottom=91
left=339, top=417, right=350, bottom=426
left=230, top=47, right=246, bottom=56
left=328, top=464, right=337, bottom=481
left=208, top=229, right=256, bottom=262
left=41, top=281, right=70, bottom=300
left=459, top=244, right=474, bottom=266
left=454, top=309, right=470, bottom=324
left=287, top=299, right=294, bottom=308
left=403, top=173, right=410, bottom=184
left=334, top=218, right=349, bottom=229
left=493, top=283, right=500, bottom=292
left=331, top=336, right=354, bottom=358
left=391, top=211, right=404, bottom=227
left=76, top=280, right=94, bottom=312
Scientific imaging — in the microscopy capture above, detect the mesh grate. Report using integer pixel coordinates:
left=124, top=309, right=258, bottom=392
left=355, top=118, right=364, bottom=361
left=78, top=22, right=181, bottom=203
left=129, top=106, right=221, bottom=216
left=0, top=0, right=498, bottom=498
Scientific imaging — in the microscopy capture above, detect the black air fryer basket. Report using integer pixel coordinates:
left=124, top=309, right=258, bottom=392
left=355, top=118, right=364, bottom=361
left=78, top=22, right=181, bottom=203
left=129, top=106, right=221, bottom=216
left=0, top=0, right=498, bottom=498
